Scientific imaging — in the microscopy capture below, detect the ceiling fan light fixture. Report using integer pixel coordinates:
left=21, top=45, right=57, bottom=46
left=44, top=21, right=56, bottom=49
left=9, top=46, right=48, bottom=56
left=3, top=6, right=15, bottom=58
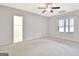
left=46, top=8, right=51, bottom=12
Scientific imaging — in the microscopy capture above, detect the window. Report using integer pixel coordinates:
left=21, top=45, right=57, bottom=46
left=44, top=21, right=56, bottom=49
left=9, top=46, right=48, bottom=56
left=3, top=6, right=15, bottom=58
left=58, top=18, right=74, bottom=33
left=13, top=15, right=23, bottom=43
left=69, top=18, right=74, bottom=32
left=66, top=19, right=69, bottom=32
left=59, top=20, right=64, bottom=32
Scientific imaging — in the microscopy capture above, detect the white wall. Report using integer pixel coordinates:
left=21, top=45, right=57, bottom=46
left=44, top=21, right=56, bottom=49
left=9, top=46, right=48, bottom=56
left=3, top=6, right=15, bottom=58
left=49, top=10, right=79, bottom=42
left=24, top=13, right=48, bottom=40
left=0, top=5, right=48, bottom=46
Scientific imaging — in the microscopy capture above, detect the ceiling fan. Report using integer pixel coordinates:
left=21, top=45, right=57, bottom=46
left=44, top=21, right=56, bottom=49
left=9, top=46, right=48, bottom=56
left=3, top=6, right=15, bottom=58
left=38, top=3, right=60, bottom=13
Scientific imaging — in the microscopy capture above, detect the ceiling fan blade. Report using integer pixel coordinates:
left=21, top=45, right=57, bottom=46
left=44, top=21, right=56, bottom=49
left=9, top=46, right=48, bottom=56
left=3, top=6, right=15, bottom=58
left=52, top=7, right=60, bottom=9
left=38, top=7, right=46, bottom=9
left=42, top=10, right=46, bottom=13
left=50, top=10, right=53, bottom=12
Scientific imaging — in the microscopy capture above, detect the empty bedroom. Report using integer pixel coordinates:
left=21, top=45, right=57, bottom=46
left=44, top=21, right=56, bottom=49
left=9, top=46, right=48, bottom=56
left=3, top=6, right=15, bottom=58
left=0, top=3, right=79, bottom=56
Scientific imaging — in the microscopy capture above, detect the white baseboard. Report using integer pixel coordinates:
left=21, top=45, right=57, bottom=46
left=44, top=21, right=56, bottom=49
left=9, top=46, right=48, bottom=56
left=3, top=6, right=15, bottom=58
left=49, top=36, right=79, bottom=43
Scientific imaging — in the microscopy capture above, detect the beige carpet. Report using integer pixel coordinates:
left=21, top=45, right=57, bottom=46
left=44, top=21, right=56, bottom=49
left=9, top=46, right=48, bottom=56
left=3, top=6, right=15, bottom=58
left=0, top=38, right=79, bottom=56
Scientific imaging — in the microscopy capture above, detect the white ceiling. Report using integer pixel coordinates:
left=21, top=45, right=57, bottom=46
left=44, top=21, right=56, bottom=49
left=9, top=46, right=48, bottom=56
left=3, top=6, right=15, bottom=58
left=0, top=3, right=79, bottom=17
